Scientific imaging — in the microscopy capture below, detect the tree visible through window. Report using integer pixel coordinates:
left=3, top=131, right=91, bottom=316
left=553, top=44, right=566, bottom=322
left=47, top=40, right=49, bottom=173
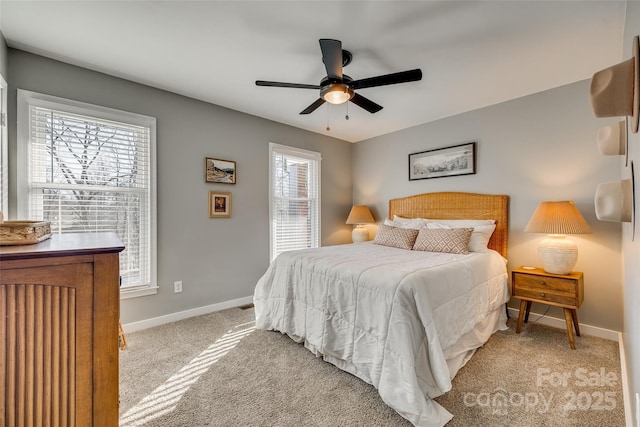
left=18, top=91, right=156, bottom=294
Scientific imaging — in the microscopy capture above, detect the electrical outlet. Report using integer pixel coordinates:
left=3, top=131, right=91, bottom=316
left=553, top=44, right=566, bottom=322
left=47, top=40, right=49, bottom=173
left=174, top=280, right=183, bottom=293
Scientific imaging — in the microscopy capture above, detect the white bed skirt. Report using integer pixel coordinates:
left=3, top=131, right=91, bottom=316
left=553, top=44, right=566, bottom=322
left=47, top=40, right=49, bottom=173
left=445, top=304, right=508, bottom=379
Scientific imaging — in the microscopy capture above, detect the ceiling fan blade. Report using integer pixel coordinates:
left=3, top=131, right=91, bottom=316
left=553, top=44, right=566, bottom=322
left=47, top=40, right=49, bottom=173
left=350, top=93, right=383, bottom=114
left=319, top=39, right=343, bottom=81
left=300, top=98, right=326, bottom=115
left=351, top=69, right=422, bottom=90
left=256, top=80, right=321, bottom=90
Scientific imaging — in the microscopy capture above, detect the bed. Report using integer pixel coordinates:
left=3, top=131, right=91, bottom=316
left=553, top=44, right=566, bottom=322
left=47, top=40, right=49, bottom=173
left=253, top=192, right=510, bottom=427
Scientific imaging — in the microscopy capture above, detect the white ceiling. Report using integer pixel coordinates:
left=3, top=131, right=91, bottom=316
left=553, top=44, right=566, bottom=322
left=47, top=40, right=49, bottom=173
left=0, top=1, right=627, bottom=142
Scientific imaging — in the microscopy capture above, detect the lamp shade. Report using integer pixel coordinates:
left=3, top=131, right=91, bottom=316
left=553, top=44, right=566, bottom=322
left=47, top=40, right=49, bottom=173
left=524, top=201, right=591, bottom=275
left=346, top=205, right=375, bottom=225
left=524, top=201, right=592, bottom=235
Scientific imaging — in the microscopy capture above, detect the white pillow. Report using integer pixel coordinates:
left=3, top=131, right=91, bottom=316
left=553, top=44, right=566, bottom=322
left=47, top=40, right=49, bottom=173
left=423, top=218, right=495, bottom=227
left=384, top=215, right=429, bottom=230
left=427, top=222, right=496, bottom=252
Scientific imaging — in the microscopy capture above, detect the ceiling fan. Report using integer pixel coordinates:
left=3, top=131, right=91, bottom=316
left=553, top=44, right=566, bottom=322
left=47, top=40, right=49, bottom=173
left=255, top=39, right=422, bottom=115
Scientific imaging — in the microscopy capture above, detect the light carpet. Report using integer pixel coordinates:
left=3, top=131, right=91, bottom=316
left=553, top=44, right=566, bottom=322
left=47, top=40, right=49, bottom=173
left=119, top=307, right=624, bottom=426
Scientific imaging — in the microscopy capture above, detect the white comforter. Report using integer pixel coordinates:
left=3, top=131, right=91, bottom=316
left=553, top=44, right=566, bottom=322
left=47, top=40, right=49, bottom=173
left=253, top=243, right=509, bottom=427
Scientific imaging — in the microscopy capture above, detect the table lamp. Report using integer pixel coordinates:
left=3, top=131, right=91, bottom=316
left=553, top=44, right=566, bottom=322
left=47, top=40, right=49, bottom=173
left=524, top=201, right=592, bottom=274
left=346, top=205, right=375, bottom=243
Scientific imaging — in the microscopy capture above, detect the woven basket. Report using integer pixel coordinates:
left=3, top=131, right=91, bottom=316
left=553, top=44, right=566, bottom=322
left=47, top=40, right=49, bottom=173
left=0, top=221, right=52, bottom=245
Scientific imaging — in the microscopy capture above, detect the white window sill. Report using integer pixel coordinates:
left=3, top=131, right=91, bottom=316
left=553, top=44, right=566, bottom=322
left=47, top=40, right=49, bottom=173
left=120, top=285, right=158, bottom=299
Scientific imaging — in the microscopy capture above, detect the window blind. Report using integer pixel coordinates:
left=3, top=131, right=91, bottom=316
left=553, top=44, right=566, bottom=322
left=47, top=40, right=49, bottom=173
left=269, top=143, right=321, bottom=261
left=23, top=98, right=154, bottom=290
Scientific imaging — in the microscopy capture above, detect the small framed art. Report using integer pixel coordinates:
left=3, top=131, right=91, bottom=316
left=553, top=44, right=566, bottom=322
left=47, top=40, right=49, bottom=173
left=209, top=191, right=232, bottom=218
left=409, top=142, right=476, bottom=181
left=205, top=157, right=236, bottom=184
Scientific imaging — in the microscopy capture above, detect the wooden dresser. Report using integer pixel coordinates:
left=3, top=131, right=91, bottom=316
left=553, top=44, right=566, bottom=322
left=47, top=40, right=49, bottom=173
left=0, top=233, right=124, bottom=426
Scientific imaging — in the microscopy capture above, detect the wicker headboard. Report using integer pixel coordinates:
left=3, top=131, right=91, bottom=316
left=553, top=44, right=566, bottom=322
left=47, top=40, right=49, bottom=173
left=388, top=192, right=509, bottom=258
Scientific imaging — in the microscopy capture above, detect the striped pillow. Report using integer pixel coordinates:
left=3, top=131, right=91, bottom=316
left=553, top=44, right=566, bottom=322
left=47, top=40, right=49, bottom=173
left=373, top=224, right=419, bottom=250
left=413, top=228, right=473, bottom=254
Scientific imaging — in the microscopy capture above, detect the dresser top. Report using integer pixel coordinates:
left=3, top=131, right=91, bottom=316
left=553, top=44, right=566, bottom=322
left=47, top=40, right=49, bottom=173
left=0, top=232, right=124, bottom=260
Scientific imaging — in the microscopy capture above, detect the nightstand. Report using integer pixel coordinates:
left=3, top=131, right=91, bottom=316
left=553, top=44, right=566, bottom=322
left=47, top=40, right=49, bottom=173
left=511, top=266, right=584, bottom=349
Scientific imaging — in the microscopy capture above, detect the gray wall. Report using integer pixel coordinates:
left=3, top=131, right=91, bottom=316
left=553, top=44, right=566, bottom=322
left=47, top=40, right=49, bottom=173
left=7, top=49, right=353, bottom=324
left=0, top=32, right=7, bottom=80
left=622, top=1, right=640, bottom=423
left=353, top=80, right=623, bottom=332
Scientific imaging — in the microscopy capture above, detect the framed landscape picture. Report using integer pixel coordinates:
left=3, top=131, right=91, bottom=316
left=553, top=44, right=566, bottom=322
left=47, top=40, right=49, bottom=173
left=409, top=142, right=476, bottom=181
left=209, top=191, right=232, bottom=218
left=205, top=157, right=236, bottom=184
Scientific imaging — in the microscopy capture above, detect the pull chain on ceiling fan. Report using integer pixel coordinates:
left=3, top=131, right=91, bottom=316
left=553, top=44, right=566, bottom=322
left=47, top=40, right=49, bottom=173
left=256, top=39, right=422, bottom=115
left=325, top=98, right=352, bottom=133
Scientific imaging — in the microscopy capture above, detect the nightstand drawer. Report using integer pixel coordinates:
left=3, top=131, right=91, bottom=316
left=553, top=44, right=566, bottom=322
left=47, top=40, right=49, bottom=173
left=514, top=287, right=576, bottom=306
left=513, top=273, right=576, bottom=293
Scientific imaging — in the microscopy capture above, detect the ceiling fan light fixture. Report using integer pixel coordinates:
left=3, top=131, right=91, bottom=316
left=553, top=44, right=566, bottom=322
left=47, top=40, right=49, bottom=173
left=321, top=84, right=354, bottom=105
left=257, top=39, right=422, bottom=115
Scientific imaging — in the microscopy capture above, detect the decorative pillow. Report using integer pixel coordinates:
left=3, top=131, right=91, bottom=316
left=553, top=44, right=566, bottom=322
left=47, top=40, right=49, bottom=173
left=427, top=223, right=496, bottom=252
left=413, top=228, right=473, bottom=254
left=373, top=224, right=419, bottom=250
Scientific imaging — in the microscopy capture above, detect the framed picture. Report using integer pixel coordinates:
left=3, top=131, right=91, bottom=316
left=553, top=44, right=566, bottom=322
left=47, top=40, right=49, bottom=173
left=409, top=142, right=476, bottom=181
left=209, top=191, right=232, bottom=218
left=205, top=157, right=236, bottom=184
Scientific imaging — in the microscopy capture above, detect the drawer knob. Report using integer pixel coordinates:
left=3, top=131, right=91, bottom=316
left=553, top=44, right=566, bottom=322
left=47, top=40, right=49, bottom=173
left=540, top=292, right=546, bottom=297
left=539, top=281, right=546, bottom=285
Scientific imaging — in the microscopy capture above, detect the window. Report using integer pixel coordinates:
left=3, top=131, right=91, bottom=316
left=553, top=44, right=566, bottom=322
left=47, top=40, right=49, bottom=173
left=17, top=90, right=157, bottom=298
left=269, top=143, right=321, bottom=261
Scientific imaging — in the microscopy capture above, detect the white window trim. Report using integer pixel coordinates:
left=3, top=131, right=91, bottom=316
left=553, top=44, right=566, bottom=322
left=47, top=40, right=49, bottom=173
left=0, top=75, right=7, bottom=216
left=17, top=89, right=158, bottom=299
left=268, top=142, right=321, bottom=262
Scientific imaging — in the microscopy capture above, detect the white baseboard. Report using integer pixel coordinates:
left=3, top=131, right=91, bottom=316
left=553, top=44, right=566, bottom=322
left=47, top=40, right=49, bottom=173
left=507, top=307, right=619, bottom=341
left=619, top=333, right=635, bottom=427
left=122, top=295, right=254, bottom=333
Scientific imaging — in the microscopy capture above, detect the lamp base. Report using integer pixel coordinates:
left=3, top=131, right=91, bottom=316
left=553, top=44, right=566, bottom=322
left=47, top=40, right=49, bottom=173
left=352, top=225, right=369, bottom=243
left=538, top=235, right=578, bottom=275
